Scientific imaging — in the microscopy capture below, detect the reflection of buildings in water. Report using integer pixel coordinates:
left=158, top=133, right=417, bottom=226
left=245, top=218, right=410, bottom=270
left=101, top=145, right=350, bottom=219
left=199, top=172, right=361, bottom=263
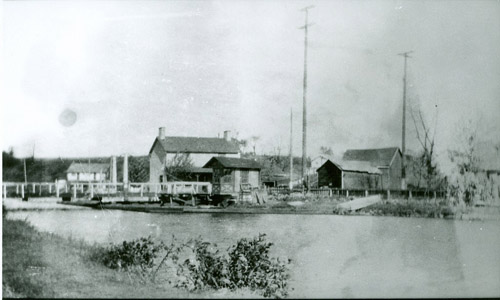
left=365, top=218, right=466, bottom=297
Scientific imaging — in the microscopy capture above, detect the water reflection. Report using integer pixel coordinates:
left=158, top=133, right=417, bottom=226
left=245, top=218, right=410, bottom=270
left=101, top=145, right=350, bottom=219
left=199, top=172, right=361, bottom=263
left=6, top=210, right=500, bottom=298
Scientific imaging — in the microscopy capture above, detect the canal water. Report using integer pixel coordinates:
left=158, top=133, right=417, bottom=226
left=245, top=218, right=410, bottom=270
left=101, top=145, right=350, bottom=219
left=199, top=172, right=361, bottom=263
left=7, top=209, right=500, bottom=298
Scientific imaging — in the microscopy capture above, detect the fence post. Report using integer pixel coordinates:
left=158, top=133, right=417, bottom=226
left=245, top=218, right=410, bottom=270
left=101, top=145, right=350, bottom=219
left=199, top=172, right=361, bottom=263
left=409, top=190, right=412, bottom=199
left=21, top=184, right=24, bottom=198
left=39, top=184, right=42, bottom=196
left=365, top=190, right=368, bottom=197
left=56, top=183, right=59, bottom=198
left=65, top=184, right=68, bottom=193
left=16, top=184, right=19, bottom=195
left=140, top=184, right=144, bottom=197
left=81, top=184, right=84, bottom=193
left=90, top=184, right=94, bottom=198
left=73, top=184, right=77, bottom=200
left=49, top=184, right=52, bottom=194
left=346, top=190, right=349, bottom=198
left=329, top=189, right=332, bottom=197
left=387, top=190, right=390, bottom=201
left=32, top=183, right=36, bottom=193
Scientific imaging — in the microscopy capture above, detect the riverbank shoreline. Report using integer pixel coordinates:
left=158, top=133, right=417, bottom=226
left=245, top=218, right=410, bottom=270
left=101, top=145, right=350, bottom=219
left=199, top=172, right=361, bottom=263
left=2, top=215, right=261, bottom=298
left=3, top=197, right=500, bottom=221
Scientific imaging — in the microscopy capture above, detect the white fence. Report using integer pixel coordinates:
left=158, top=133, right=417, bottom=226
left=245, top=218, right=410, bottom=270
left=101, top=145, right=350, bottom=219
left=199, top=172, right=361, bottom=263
left=2, top=181, right=212, bottom=199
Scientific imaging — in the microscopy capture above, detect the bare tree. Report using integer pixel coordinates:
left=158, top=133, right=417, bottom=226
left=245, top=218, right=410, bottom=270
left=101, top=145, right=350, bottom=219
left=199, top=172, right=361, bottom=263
left=409, top=102, right=441, bottom=190
left=319, top=146, right=333, bottom=156
left=164, top=153, right=194, bottom=181
left=448, top=119, right=481, bottom=174
left=250, top=136, right=260, bottom=156
left=232, top=131, right=248, bottom=153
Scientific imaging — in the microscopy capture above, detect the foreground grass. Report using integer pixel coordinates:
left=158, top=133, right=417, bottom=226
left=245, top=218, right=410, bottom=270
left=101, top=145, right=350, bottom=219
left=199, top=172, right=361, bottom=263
left=1, top=216, right=261, bottom=298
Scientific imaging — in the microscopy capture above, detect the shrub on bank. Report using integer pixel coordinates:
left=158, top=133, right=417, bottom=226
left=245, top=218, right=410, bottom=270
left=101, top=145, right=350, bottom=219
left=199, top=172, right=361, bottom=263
left=100, top=236, right=163, bottom=270
left=359, top=201, right=455, bottom=218
left=95, top=234, right=290, bottom=298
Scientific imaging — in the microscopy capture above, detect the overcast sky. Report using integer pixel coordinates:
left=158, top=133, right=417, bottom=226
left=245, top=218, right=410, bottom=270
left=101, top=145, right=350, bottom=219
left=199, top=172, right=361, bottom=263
left=2, top=0, right=499, bottom=172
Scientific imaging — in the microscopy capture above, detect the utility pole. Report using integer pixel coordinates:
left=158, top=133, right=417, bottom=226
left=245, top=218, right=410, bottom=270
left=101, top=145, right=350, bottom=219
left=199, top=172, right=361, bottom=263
left=299, top=5, right=314, bottom=191
left=24, top=159, right=27, bottom=184
left=398, top=50, right=413, bottom=190
left=289, top=108, right=293, bottom=190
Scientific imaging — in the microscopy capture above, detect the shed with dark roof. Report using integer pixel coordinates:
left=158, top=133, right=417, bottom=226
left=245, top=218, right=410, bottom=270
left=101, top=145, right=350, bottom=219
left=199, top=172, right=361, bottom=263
left=203, top=157, right=262, bottom=196
left=316, top=160, right=382, bottom=189
left=342, top=147, right=402, bottom=189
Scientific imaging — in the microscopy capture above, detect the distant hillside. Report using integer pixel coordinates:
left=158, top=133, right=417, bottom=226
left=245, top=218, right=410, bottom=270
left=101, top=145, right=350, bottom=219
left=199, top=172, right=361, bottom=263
left=2, top=151, right=149, bottom=183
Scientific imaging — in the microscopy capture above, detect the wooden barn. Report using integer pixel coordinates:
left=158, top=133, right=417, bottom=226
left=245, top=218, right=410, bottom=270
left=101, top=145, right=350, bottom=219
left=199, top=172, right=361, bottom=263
left=317, top=160, right=381, bottom=189
left=203, top=157, right=262, bottom=197
left=342, top=147, right=402, bottom=190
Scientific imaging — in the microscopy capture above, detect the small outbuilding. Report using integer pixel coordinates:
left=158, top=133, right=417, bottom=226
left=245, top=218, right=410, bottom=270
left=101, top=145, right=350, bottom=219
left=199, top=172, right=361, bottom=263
left=203, top=157, right=262, bottom=196
left=343, top=147, right=402, bottom=189
left=66, top=162, right=110, bottom=183
left=317, top=159, right=382, bottom=190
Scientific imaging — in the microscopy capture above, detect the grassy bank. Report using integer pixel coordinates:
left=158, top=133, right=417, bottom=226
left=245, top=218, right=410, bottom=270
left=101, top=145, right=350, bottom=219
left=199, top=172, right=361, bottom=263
left=2, top=215, right=264, bottom=298
left=356, top=200, right=456, bottom=218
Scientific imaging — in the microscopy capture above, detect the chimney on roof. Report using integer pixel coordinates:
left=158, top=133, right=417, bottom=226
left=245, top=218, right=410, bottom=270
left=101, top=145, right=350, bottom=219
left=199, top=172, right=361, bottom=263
left=223, top=130, right=231, bottom=142
left=158, top=127, right=165, bottom=140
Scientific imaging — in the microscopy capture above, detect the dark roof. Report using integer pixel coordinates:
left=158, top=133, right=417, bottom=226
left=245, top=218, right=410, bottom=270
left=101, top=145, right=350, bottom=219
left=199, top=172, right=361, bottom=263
left=318, top=160, right=381, bottom=174
left=150, top=137, right=239, bottom=154
left=203, top=157, right=262, bottom=170
left=188, top=167, right=213, bottom=174
left=342, top=147, right=401, bottom=168
left=66, top=162, right=109, bottom=173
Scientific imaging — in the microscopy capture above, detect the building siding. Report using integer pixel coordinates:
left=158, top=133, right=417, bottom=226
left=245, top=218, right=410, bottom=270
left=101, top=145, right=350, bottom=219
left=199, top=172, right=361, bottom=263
left=389, top=153, right=402, bottom=189
left=317, top=163, right=342, bottom=188
left=342, top=172, right=381, bottom=189
left=249, top=170, right=260, bottom=188
left=149, top=143, right=166, bottom=183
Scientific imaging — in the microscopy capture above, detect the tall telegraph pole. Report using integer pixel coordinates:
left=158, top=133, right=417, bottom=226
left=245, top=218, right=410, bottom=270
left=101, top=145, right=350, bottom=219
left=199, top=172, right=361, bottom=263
left=398, top=50, right=413, bottom=190
left=299, top=5, right=314, bottom=189
left=289, top=108, right=293, bottom=190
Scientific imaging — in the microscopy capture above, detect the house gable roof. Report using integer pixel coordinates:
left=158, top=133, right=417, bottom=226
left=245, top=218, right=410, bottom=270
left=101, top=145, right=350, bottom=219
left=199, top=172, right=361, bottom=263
left=342, top=147, right=401, bottom=168
left=66, top=162, right=109, bottom=173
left=203, top=157, right=262, bottom=170
left=149, top=137, right=240, bottom=155
left=318, top=159, right=381, bottom=174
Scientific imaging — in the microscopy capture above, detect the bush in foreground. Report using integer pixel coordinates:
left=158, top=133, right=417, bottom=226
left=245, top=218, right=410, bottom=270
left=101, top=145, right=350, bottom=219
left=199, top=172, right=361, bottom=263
left=95, top=234, right=290, bottom=298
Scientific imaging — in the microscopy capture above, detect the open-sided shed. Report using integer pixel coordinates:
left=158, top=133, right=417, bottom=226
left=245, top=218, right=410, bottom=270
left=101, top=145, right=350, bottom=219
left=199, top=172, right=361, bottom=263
left=203, top=157, right=262, bottom=196
left=317, top=159, right=382, bottom=189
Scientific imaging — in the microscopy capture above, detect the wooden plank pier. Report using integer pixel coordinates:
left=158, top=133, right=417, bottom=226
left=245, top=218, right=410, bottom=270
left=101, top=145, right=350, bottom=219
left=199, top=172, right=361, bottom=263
left=337, top=195, right=382, bottom=211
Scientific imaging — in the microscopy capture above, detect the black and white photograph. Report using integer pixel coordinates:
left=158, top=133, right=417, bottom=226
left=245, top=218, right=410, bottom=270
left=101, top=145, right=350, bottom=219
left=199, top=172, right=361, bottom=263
left=2, top=0, right=500, bottom=298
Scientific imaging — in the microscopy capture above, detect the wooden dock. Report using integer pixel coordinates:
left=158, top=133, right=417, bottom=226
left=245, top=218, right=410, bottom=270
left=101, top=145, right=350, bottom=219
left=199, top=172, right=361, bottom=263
left=337, top=195, right=381, bottom=211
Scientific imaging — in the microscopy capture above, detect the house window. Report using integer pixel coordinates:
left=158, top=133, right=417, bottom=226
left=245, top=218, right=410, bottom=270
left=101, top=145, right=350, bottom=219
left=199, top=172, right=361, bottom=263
left=221, top=169, right=232, bottom=184
left=241, top=170, right=249, bottom=184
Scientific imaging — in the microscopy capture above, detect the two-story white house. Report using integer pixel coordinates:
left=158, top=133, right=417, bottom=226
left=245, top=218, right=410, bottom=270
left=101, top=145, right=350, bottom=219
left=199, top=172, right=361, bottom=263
left=149, top=127, right=240, bottom=183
